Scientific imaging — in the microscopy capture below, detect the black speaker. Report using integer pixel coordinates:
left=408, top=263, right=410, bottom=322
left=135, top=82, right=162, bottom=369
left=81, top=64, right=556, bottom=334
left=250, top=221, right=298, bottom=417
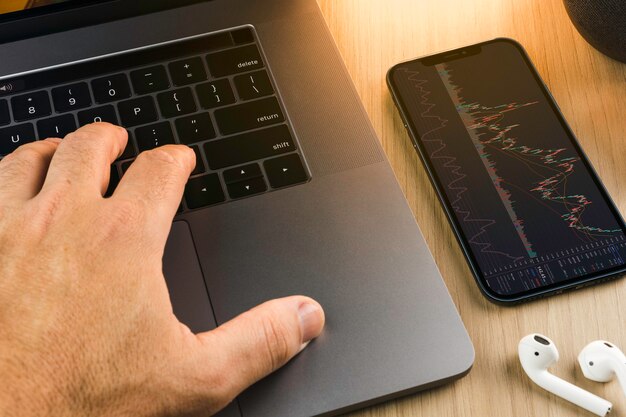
left=563, top=0, right=626, bottom=63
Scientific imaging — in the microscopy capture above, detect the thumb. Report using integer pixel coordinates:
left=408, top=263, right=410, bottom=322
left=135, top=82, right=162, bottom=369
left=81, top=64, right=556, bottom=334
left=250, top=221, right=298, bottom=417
left=196, top=296, right=324, bottom=401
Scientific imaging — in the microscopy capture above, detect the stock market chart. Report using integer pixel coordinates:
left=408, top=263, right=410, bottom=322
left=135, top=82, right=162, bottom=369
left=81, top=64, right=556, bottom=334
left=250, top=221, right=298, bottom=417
left=392, top=41, right=626, bottom=295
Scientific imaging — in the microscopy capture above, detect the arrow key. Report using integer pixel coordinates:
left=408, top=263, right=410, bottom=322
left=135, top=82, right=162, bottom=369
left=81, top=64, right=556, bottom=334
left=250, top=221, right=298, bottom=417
left=227, top=176, right=267, bottom=199
left=184, top=173, right=225, bottom=209
left=223, top=163, right=261, bottom=184
left=264, top=153, right=308, bottom=189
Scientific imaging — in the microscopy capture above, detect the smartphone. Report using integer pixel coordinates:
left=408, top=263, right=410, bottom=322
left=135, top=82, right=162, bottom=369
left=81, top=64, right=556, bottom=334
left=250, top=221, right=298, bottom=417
left=387, top=38, right=626, bottom=304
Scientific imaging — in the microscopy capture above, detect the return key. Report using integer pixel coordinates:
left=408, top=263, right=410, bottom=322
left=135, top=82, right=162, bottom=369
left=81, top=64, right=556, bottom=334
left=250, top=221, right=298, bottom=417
left=214, top=97, right=284, bottom=135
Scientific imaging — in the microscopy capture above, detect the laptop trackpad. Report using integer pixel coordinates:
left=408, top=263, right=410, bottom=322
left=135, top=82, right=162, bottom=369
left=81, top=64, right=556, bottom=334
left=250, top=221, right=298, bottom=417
left=163, top=221, right=217, bottom=334
left=163, top=222, right=241, bottom=417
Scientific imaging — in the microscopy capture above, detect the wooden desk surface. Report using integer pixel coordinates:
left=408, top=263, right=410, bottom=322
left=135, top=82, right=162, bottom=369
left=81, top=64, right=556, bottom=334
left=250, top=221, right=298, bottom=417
left=316, top=0, right=626, bottom=416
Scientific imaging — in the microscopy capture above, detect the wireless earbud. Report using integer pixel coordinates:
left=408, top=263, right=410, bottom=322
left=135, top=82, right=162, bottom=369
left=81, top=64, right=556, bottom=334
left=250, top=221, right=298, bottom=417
left=579, top=340, right=626, bottom=397
left=518, top=334, right=612, bottom=416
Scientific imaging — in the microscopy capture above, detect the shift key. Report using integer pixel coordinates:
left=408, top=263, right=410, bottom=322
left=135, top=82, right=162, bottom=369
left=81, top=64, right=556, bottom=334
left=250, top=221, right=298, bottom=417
left=204, top=125, right=295, bottom=169
left=214, top=97, right=284, bottom=135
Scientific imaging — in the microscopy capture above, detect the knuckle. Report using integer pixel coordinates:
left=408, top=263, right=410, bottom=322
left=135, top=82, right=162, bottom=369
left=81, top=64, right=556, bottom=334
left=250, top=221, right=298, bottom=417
left=260, top=316, right=292, bottom=370
left=62, top=130, right=120, bottom=166
left=64, top=127, right=117, bottom=151
left=75, top=121, right=116, bottom=136
left=63, top=129, right=93, bottom=144
left=62, top=131, right=100, bottom=157
left=136, top=149, right=190, bottom=192
left=141, top=147, right=189, bottom=171
left=141, top=147, right=177, bottom=164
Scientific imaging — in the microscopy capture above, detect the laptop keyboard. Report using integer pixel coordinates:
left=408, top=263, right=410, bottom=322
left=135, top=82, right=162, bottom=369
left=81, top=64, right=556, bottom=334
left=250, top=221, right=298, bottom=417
left=0, top=26, right=309, bottom=212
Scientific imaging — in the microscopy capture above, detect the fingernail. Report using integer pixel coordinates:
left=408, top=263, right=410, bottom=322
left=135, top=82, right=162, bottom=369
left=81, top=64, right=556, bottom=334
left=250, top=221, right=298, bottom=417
left=299, top=341, right=311, bottom=353
left=298, top=301, right=323, bottom=344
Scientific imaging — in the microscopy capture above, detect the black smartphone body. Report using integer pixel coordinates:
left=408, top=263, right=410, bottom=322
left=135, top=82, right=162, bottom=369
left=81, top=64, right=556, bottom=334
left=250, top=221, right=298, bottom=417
left=387, top=38, right=626, bottom=304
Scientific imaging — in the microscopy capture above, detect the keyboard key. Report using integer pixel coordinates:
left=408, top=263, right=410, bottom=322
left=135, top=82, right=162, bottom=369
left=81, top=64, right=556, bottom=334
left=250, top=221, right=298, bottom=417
left=227, top=177, right=267, bottom=199
left=234, top=70, right=274, bottom=100
left=92, top=74, right=131, bottom=104
left=214, top=97, right=284, bottom=135
left=130, top=65, right=169, bottom=95
left=223, top=163, right=262, bottom=184
left=175, top=113, right=215, bottom=144
left=206, top=44, right=264, bottom=77
left=51, top=82, right=91, bottom=113
left=37, top=114, right=77, bottom=139
left=77, top=105, right=118, bottom=126
left=0, top=123, right=36, bottom=156
left=118, top=96, right=158, bottom=128
left=231, top=27, right=255, bottom=45
left=135, top=122, right=175, bottom=152
left=196, top=79, right=236, bottom=109
left=190, top=145, right=205, bottom=175
left=168, top=57, right=207, bottom=86
left=105, top=165, right=120, bottom=198
left=157, top=88, right=196, bottom=118
left=0, top=100, right=11, bottom=126
left=204, top=125, right=295, bottom=169
left=264, top=153, right=308, bottom=189
left=184, top=174, right=225, bottom=209
left=11, top=91, right=51, bottom=121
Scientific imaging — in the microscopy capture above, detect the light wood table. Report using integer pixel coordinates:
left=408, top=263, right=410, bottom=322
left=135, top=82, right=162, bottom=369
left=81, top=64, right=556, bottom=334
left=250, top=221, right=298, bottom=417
left=317, top=1, right=626, bottom=416
left=0, top=0, right=29, bottom=15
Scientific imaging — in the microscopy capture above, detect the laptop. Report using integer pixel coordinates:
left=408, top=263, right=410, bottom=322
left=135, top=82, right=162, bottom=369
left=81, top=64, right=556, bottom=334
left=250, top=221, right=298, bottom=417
left=0, top=1, right=474, bottom=416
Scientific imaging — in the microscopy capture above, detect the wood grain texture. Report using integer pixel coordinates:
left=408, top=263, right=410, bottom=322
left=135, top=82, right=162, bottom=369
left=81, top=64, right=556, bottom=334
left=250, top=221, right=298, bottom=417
left=316, top=0, right=626, bottom=416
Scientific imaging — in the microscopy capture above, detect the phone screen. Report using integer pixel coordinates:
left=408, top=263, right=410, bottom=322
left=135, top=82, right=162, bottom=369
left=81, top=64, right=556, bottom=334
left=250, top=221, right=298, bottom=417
left=389, top=39, right=626, bottom=300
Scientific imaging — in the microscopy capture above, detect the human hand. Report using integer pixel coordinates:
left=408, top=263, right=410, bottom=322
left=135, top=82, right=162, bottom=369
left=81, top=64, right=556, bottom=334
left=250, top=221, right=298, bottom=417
left=0, top=123, right=325, bottom=417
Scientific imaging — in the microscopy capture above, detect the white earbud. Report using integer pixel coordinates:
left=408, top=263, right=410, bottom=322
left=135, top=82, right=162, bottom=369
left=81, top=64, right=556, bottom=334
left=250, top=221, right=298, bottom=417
left=579, top=340, right=626, bottom=397
left=518, top=334, right=612, bottom=416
